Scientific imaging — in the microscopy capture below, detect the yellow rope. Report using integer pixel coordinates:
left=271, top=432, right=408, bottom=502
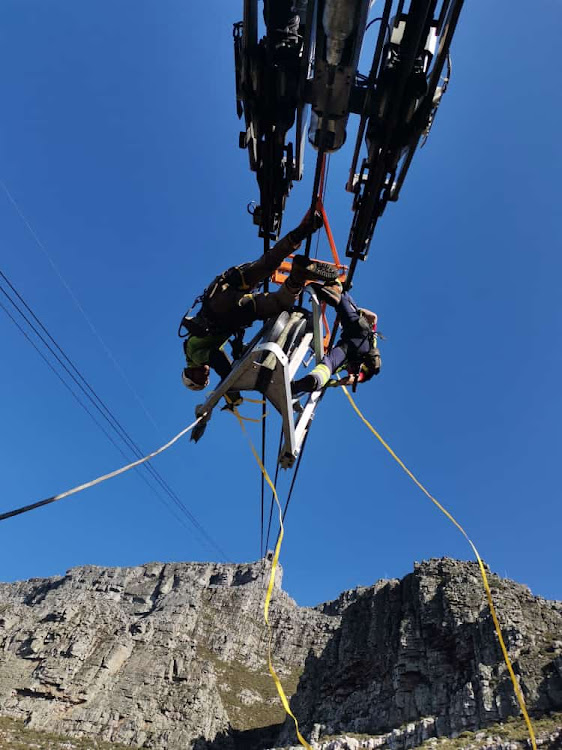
left=341, top=386, right=537, bottom=750
left=231, top=406, right=313, bottom=750
left=235, top=413, right=268, bottom=423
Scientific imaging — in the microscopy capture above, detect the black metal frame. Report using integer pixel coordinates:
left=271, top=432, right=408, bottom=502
left=234, top=0, right=316, bottom=241
left=234, top=0, right=464, bottom=276
left=344, top=0, right=464, bottom=274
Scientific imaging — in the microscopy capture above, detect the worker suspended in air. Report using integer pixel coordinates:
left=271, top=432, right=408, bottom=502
left=292, top=280, right=381, bottom=393
left=180, top=211, right=339, bottom=392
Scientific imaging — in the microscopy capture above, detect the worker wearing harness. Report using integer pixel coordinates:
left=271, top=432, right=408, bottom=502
left=292, top=280, right=382, bottom=393
left=180, top=212, right=339, bottom=391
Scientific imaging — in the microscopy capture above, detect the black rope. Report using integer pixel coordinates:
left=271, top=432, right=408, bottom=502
left=265, top=428, right=284, bottom=553
left=273, top=428, right=311, bottom=551
left=259, top=231, right=272, bottom=557
left=0, top=493, right=64, bottom=523
left=0, top=274, right=228, bottom=559
left=0, top=299, right=133, bottom=468
left=0, top=299, right=189, bottom=529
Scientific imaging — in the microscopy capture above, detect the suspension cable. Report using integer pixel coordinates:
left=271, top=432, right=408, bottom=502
left=272, top=428, right=311, bottom=551
left=260, top=231, right=271, bottom=556
left=0, top=273, right=228, bottom=559
left=0, top=179, right=160, bottom=432
left=265, top=428, right=285, bottom=553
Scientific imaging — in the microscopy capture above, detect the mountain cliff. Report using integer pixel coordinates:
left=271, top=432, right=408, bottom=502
left=0, top=558, right=560, bottom=749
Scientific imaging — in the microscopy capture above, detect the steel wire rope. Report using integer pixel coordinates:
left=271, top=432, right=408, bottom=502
left=0, top=280, right=219, bottom=551
left=272, top=431, right=309, bottom=552
left=259, top=231, right=272, bottom=557
left=0, top=270, right=158, bottom=465
left=304, top=152, right=328, bottom=259
left=0, top=300, right=135, bottom=468
left=0, top=297, right=192, bottom=533
left=0, top=276, right=228, bottom=560
left=264, top=428, right=284, bottom=553
left=229, top=403, right=313, bottom=749
left=0, top=276, right=209, bottom=539
left=260, top=401, right=267, bottom=557
left=0, top=179, right=160, bottom=433
left=262, top=153, right=335, bottom=546
left=314, top=153, right=344, bottom=356
left=312, top=154, right=331, bottom=260
left=262, top=154, right=336, bottom=549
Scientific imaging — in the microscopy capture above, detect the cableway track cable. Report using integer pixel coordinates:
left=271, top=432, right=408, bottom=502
left=0, top=272, right=228, bottom=560
left=0, top=180, right=160, bottom=432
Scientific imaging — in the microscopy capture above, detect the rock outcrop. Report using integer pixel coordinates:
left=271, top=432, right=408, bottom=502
left=0, top=558, right=560, bottom=749
left=0, top=559, right=336, bottom=748
left=278, top=559, right=562, bottom=746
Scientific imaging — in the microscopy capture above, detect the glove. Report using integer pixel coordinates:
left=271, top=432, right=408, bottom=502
left=360, top=348, right=382, bottom=381
left=288, top=210, right=324, bottom=245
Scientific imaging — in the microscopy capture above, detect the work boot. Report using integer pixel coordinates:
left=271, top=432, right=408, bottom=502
left=309, top=279, right=343, bottom=307
left=291, top=374, right=317, bottom=395
left=289, top=255, right=340, bottom=286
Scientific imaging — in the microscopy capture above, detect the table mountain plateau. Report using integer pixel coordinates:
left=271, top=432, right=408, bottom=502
left=0, top=558, right=560, bottom=749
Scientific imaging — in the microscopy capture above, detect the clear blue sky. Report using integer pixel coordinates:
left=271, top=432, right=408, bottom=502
left=1, top=1, right=560, bottom=608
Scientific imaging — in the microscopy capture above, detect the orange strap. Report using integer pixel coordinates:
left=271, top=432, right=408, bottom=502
left=316, top=197, right=342, bottom=267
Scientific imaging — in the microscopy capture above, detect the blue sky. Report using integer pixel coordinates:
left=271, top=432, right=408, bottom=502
left=1, top=1, right=560, bottom=608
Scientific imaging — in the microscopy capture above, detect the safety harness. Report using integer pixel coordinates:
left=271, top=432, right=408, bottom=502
left=341, top=306, right=382, bottom=390
left=178, top=265, right=254, bottom=364
left=177, top=265, right=252, bottom=338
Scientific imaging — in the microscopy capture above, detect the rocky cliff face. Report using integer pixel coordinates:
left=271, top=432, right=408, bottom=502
left=277, top=559, right=562, bottom=747
left=0, top=558, right=560, bottom=750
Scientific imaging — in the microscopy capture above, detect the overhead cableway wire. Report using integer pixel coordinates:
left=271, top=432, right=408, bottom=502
left=0, top=179, right=160, bottom=433
left=0, top=299, right=134, bottom=467
left=273, top=428, right=310, bottom=551
left=0, top=281, right=223, bottom=555
left=0, top=277, right=191, bottom=531
left=0, top=298, right=196, bottom=534
left=0, top=270, right=157, bottom=464
left=264, top=429, right=284, bottom=553
left=0, top=275, right=228, bottom=560
left=260, top=231, right=271, bottom=558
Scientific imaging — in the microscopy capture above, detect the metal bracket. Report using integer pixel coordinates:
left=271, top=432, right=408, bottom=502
left=193, top=302, right=325, bottom=469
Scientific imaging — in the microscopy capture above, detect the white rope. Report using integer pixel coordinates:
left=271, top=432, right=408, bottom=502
left=0, top=418, right=202, bottom=521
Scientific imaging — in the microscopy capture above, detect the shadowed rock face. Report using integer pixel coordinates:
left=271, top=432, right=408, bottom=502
left=277, top=559, right=562, bottom=748
left=0, top=558, right=561, bottom=750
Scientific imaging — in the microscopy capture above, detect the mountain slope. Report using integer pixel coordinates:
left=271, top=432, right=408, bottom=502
left=0, top=558, right=560, bottom=749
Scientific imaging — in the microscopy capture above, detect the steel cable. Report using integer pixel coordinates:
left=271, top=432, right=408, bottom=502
left=0, top=273, right=228, bottom=559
